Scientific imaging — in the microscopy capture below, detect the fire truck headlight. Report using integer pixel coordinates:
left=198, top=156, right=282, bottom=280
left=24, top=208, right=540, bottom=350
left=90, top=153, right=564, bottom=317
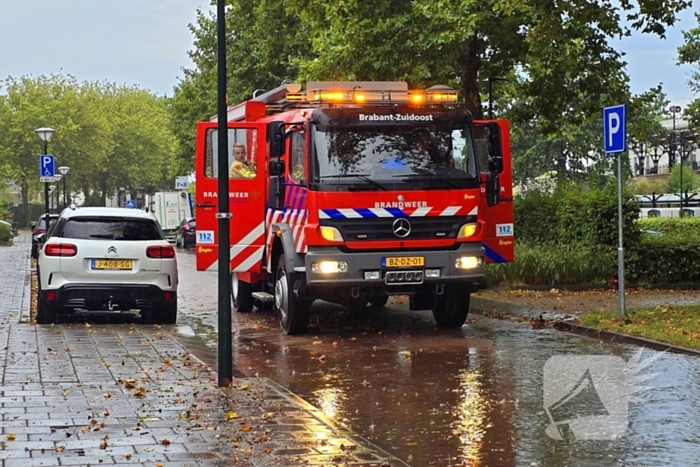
left=312, top=261, right=348, bottom=274
left=319, top=226, right=344, bottom=242
left=457, top=223, right=478, bottom=238
left=455, top=256, right=483, bottom=269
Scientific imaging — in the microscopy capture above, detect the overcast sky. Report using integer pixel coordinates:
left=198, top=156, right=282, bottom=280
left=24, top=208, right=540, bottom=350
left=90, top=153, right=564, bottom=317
left=0, top=1, right=696, bottom=107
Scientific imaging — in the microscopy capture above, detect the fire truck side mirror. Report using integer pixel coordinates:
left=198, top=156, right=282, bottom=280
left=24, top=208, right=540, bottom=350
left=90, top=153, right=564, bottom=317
left=488, top=158, right=503, bottom=173
left=486, top=172, right=500, bottom=207
left=268, top=173, right=286, bottom=210
left=268, top=121, right=286, bottom=158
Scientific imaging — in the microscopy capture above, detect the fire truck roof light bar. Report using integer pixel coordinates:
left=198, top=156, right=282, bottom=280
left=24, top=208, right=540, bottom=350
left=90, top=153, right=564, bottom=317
left=212, top=81, right=458, bottom=121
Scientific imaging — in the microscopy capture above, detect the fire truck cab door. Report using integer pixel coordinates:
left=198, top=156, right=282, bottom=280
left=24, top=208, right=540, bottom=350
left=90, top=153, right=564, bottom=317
left=195, top=122, right=268, bottom=272
left=474, top=120, right=514, bottom=263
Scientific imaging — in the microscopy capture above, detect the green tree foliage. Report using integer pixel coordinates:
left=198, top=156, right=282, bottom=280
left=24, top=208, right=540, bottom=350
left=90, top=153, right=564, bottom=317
left=628, top=176, right=669, bottom=195
left=678, top=12, right=700, bottom=127
left=173, top=0, right=691, bottom=179
left=0, top=75, right=175, bottom=208
left=666, top=162, right=700, bottom=194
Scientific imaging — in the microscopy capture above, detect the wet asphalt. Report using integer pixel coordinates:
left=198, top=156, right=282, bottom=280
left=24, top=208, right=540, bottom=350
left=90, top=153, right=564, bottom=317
left=175, top=248, right=700, bottom=467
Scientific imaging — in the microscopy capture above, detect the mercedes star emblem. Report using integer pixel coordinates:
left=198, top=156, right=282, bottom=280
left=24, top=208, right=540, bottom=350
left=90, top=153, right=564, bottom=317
left=392, top=218, right=411, bottom=238
left=398, top=195, right=405, bottom=202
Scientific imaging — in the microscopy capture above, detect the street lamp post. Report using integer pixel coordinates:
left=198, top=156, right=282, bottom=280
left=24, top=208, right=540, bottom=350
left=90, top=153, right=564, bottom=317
left=670, top=106, right=683, bottom=206
left=35, top=127, right=56, bottom=217
left=119, top=187, right=126, bottom=207
left=53, top=175, right=62, bottom=212
left=58, top=166, right=70, bottom=209
left=48, top=185, right=57, bottom=213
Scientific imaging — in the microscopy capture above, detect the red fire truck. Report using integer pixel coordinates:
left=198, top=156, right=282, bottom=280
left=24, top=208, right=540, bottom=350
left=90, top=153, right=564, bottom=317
left=195, top=81, right=514, bottom=334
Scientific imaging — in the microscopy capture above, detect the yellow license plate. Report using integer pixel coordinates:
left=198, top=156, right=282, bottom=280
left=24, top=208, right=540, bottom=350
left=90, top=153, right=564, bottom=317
left=92, top=259, right=133, bottom=270
left=384, top=256, right=424, bottom=268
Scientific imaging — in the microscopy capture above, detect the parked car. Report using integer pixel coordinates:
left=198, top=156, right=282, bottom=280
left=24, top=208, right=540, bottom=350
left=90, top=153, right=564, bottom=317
left=175, top=217, right=196, bottom=249
left=31, top=213, right=60, bottom=258
left=36, top=206, right=178, bottom=324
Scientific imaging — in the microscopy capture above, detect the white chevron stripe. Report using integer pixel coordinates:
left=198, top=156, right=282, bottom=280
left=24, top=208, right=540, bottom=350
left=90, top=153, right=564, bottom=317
left=411, top=207, right=432, bottom=217
left=206, top=221, right=265, bottom=271
left=440, top=206, right=461, bottom=216
left=234, top=246, right=265, bottom=272
left=337, top=208, right=363, bottom=218
left=368, top=208, right=395, bottom=217
left=467, top=206, right=478, bottom=216
left=319, top=210, right=331, bottom=219
left=296, top=229, right=305, bottom=252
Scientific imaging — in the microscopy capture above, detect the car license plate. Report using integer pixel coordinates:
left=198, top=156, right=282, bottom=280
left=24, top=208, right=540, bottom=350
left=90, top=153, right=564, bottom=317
left=383, top=256, right=424, bottom=268
left=91, top=259, right=133, bottom=270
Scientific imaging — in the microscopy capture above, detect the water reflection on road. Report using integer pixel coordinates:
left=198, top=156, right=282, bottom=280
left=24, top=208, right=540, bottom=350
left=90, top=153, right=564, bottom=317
left=176, top=250, right=700, bottom=466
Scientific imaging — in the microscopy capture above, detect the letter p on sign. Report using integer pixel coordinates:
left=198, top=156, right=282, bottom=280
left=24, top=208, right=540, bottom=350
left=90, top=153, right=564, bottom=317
left=603, top=104, right=626, bottom=154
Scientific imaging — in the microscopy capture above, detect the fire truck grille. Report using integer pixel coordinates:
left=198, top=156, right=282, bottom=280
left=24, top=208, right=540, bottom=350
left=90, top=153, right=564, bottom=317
left=321, top=216, right=473, bottom=241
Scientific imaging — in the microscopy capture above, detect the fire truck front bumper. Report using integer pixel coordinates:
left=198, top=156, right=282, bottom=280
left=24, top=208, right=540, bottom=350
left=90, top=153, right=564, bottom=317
left=304, top=243, right=487, bottom=291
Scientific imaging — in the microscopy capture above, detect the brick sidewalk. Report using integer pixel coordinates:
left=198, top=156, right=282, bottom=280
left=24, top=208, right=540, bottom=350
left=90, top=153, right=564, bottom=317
left=0, top=232, right=407, bottom=466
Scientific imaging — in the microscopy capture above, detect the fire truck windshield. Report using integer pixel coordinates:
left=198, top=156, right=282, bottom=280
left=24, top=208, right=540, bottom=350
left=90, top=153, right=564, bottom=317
left=312, top=123, right=479, bottom=191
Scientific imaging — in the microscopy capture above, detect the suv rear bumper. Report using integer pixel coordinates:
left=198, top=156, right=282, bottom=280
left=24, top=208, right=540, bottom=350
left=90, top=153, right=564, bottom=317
left=40, top=284, right=175, bottom=312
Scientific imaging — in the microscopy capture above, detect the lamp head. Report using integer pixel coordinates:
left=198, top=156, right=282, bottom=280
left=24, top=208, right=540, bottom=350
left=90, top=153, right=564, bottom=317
left=57, top=166, right=70, bottom=175
left=35, top=127, right=56, bottom=142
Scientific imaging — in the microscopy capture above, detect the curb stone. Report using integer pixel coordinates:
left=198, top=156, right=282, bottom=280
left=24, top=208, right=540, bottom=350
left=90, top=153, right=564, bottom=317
left=553, top=321, right=700, bottom=357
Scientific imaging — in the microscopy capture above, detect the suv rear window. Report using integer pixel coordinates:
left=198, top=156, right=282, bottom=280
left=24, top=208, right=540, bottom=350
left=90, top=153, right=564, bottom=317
left=59, top=217, right=164, bottom=241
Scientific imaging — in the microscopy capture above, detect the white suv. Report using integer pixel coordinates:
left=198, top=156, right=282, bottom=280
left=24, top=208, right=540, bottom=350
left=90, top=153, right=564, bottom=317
left=36, top=207, right=179, bottom=324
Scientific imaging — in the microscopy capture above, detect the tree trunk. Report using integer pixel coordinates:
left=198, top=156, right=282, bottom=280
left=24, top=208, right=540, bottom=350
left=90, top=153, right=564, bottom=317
left=459, top=36, right=483, bottom=120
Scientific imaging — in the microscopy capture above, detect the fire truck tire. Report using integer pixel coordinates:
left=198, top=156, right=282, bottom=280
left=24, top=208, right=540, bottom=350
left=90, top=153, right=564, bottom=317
left=432, top=287, right=470, bottom=328
left=232, top=273, right=254, bottom=313
left=275, top=254, right=311, bottom=335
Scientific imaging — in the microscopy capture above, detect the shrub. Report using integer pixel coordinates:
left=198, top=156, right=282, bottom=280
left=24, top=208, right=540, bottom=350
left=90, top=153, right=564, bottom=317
left=486, top=243, right=615, bottom=286
left=0, top=223, right=12, bottom=243
left=515, top=182, right=641, bottom=251
left=638, top=217, right=700, bottom=240
left=627, top=236, right=700, bottom=284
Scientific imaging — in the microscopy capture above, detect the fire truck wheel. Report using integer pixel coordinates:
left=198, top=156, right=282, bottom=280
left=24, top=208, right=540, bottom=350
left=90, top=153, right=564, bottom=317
left=232, top=273, right=254, bottom=313
left=432, top=286, right=470, bottom=328
left=275, top=254, right=311, bottom=335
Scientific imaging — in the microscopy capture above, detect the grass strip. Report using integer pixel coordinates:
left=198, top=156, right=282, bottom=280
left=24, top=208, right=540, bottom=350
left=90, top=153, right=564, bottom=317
left=578, top=305, right=700, bottom=350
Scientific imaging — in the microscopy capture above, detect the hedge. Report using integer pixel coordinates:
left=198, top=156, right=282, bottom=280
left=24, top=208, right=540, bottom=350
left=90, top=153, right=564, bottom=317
left=627, top=236, right=700, bottom=284
left=515, top=182, right=641, bottom=251
left=638, top=218, right=700, bottom=239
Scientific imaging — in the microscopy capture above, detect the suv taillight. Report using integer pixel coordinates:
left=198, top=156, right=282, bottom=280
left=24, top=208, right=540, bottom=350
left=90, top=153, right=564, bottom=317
left=44, top=243, right=78, bottom=257
left=147, top=245, right=175, bottom=258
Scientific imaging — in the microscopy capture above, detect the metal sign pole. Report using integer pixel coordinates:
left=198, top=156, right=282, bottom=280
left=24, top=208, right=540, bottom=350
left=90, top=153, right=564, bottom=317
left=603, top=104, right=626, bottom=318
left=216, top=0, right=232, bottom=386
left=617, top=152, right=626, bottom=317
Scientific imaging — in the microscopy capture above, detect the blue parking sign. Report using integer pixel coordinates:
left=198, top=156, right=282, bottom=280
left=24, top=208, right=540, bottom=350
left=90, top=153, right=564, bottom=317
left=125, top=199, right=136, bottom=209
left=39, top=154, right=55, bottom=177
left=603, top=105, right=626, bottom=154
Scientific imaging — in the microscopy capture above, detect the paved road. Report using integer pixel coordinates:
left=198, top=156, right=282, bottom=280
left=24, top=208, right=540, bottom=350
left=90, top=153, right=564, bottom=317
left=176, top=248, right=700, bottom=467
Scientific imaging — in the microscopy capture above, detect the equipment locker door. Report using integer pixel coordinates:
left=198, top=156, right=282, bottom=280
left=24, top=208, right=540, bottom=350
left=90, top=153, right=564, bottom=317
left=474, top=120, right=515, bottom=263
left=195, top=122, right=268, bottom=272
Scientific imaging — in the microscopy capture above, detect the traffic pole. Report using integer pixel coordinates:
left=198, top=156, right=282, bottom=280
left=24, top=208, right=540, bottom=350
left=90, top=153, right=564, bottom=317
left=617, top=151, right=626, bottom=317
left=216, top=0, right=232, bottom=386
